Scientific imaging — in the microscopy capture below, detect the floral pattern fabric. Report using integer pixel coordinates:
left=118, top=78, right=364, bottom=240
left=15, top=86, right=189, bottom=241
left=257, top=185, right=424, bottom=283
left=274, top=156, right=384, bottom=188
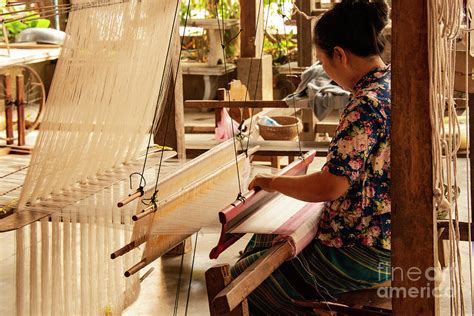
left=317, top=65, right=391, bottom=250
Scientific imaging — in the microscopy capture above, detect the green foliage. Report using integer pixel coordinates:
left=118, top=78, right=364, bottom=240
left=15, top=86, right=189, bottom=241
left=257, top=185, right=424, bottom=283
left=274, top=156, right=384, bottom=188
left=180, top=0, right=239, bottom=22
left=180, top=0, right=240, bottom=61
left=264, top=30, right=297, bottom=65
left=0, top=3, right=51, bottom=42
left=179, top=0, right=297, bottom=65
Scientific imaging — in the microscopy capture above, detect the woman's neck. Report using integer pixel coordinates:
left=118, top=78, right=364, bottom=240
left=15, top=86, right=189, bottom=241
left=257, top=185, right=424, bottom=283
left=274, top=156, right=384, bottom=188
left=348, top=55, right=386, bottom=91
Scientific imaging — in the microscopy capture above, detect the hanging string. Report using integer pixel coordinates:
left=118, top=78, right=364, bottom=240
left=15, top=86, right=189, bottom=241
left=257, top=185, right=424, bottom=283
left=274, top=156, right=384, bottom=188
left=132, top=0, right=191, bottom=210
left=184, top=233, right=199, bottom=315
left=135, top=0, right=182, bottom=188
left=428, top=0, right=467, bottom=313
left=280, top=0, right=303, bottom=159
left=244, top=1, right=272, bottom=155
left=238, top=0, right=264, bottom=152
left=214, top=2, right=244, bottom=197
left=463, top=11, right=474, bottom=311
left=151, top=0, right=192, bottom=195
left=173, top=243, right=187, bottom=316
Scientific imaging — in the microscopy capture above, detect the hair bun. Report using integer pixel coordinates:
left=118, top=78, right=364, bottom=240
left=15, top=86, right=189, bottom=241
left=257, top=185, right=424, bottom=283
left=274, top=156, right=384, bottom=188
left=314, top=0, right=390, bottom=57
left=340, top=0, right=389, bottom=33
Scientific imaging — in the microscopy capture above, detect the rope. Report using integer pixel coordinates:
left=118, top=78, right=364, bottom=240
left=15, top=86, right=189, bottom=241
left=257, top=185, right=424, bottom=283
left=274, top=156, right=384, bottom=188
left=244, top=1, right=272, bottom=155
left=134, top=0, right=191, bottom=210
left=429, top=0, right=468, bottom=313
left=136, top=0, right=184, bottom=190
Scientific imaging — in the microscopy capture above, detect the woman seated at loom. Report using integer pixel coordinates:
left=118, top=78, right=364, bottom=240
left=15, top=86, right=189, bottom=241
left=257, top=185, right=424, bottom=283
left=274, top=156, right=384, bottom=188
left=234, top=0, right=391, bottom=313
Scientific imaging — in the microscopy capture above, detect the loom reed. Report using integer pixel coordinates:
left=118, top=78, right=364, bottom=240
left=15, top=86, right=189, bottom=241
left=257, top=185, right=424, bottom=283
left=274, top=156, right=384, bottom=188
left=8, top=1, right=181, bottom=314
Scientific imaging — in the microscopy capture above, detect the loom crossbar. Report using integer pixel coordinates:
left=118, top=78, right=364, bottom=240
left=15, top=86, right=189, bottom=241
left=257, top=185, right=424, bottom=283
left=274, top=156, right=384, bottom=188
left=119, top=141, right=256, bottom=277
left=209, top=150, right=316, bottom=259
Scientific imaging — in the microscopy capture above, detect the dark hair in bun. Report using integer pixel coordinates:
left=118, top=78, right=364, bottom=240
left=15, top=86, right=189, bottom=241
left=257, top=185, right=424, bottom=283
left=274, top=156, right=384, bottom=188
left=314, top=0, right=390, bottom=57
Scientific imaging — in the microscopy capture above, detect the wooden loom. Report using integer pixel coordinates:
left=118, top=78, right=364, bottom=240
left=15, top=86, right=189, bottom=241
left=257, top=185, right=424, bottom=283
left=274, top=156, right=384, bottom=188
left=0, top=1, right=329, bottom=314
left=0, top=0, right=201, bottom=314
left=204, top=154, right=391, bottom=316
left=203, top=1, right=474, bottom=316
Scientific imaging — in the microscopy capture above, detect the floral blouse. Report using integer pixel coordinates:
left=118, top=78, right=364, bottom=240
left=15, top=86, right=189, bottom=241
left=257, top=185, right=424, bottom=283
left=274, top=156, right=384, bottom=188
left=317, top=65, right=391, bottom=250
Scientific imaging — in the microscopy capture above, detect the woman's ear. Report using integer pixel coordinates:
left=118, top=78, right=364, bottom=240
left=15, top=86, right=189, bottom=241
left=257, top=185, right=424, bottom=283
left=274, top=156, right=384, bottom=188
left=333, top=46, right=348, bottom=65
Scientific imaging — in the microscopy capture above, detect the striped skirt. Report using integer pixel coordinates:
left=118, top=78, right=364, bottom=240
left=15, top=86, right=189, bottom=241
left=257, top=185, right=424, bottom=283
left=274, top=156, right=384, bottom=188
left=231, top=234, right=391, bottom=315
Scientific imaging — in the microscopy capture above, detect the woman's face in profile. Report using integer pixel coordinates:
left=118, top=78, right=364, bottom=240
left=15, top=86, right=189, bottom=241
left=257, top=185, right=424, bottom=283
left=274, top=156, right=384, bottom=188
left=316, top=46, right=347, bottom=90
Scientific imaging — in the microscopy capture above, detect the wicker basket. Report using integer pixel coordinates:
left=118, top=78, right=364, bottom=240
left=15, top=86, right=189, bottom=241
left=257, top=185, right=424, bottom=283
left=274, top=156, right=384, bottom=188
left=258, top=116, right=303, bottom=140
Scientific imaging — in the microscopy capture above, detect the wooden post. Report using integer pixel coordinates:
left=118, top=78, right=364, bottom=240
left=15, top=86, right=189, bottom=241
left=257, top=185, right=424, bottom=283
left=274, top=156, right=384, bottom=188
left=237, top=0, right=272, bottom=100
left=205, top=264, right=249, bottom=316
left=392, top=0, right=438, bottom=315
left=296, top=0, right=316, bottom=67
left=4, top=73, right=14, bottom=145
left=16, top=74, right=26, bottom=147
left=240, top=0, right=262, bottom=58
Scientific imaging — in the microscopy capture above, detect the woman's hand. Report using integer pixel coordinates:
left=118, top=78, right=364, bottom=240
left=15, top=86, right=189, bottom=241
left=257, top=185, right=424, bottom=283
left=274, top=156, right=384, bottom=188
left=248, top=174, right=276, bottom=192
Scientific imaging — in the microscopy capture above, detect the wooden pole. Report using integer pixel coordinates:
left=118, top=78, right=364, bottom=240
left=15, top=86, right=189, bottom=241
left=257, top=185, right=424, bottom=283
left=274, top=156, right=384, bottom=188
left=240, top=0, right=257, bottom=58
left=392, top=0, right=438, bottom=315
left=4, top=73, right=14, bottom=145
left=16, top=74, right=26, bottom=147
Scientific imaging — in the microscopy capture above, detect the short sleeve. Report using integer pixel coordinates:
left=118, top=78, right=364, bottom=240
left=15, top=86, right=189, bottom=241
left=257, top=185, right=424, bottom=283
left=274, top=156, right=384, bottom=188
left=322, top=103, right=379, bottom=184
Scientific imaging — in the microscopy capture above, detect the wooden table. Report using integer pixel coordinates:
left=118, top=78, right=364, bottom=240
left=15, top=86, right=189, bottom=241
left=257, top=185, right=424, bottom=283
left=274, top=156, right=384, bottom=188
left=0, top=47, right=61, bottom=68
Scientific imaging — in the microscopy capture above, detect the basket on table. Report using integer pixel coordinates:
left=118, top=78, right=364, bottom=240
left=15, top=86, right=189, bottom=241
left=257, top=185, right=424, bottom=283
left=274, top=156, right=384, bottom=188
left=258, top=116, right=303, bottom=140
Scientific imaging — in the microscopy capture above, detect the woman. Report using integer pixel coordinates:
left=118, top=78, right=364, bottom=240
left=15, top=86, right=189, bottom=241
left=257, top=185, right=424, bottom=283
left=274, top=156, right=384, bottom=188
left=231, top=0, right=391, bottom=314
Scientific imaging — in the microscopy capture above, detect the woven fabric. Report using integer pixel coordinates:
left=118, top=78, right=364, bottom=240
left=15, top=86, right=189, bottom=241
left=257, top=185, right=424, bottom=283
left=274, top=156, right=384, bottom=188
left=231, top=235, right=391, bottom=315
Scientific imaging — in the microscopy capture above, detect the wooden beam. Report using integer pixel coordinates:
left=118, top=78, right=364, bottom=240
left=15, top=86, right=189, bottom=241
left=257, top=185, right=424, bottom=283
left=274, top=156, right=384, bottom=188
left=392, top=0, right=437, bottom=315
left=212, top=242, right=292, bottom=314
left=185, top=100, right=288, bottom=109
left=438, top=221, right=473, bottom=241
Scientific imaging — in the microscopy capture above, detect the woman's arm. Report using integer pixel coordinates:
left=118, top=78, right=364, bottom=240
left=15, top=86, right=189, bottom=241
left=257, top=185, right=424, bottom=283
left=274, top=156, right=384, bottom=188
left=248, top=170, right=350, bottom=203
